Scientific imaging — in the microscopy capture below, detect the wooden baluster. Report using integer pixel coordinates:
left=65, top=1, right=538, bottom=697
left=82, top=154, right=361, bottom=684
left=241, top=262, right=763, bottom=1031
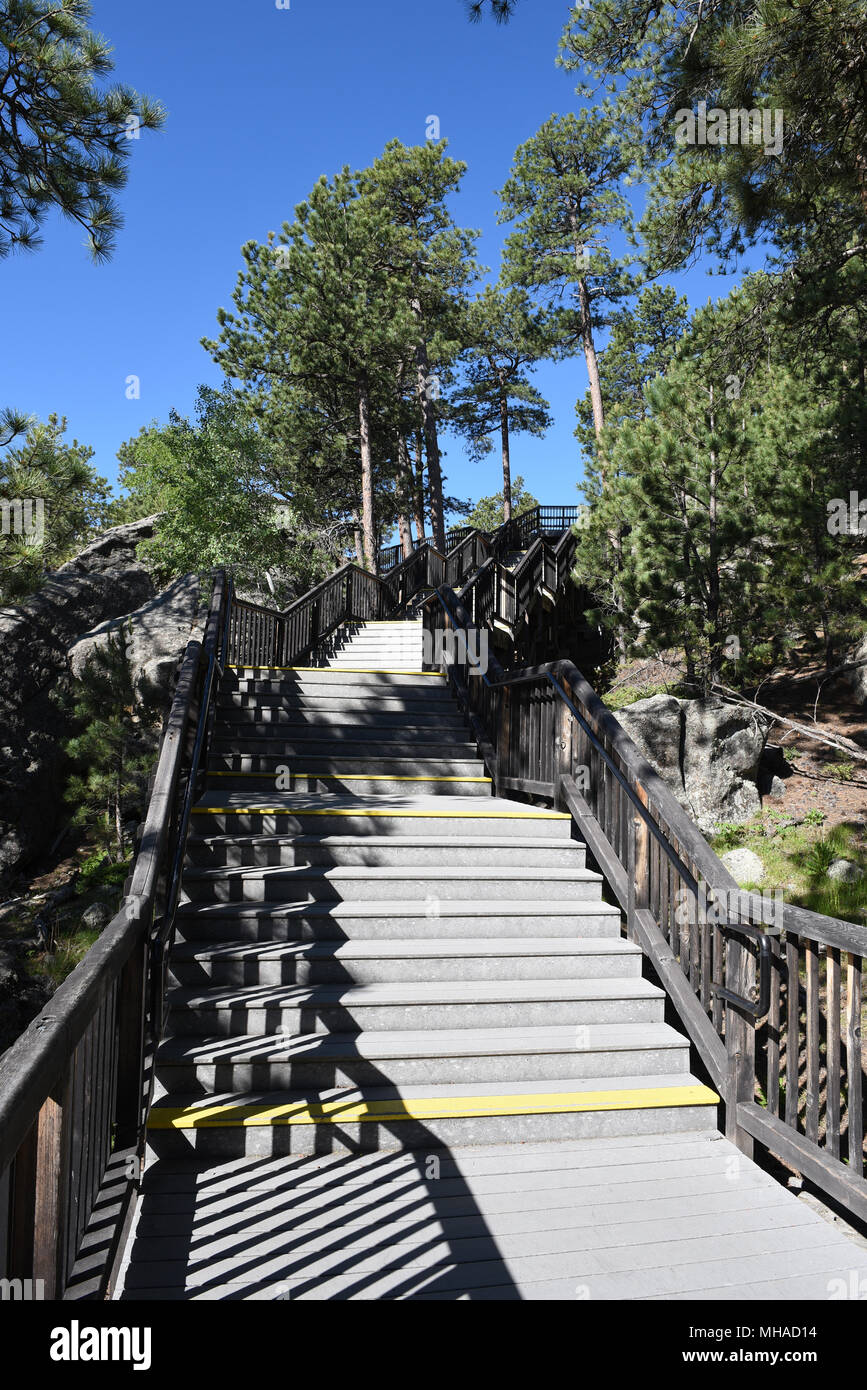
left=827, top=946, right=841, bottom=1159
left=724, top=932, right=756, bottom=1157
left=633, top=785, right=650, bottom=929
left=847, top=953, right=863, bottom=1175
left=785, top=936, right=801, bottom=1130
left=805, top=939, right=820, bottom=1146
left=767, top=934, right=781, bottom=1117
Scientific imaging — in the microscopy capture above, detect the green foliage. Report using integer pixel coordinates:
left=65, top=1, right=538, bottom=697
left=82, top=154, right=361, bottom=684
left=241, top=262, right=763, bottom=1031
left=116, top=387, right=335, bottom=600
left=712, top=822, right=747, bottom=851
left=465, top=476, right=539, bottom=532
left=64, top=625, right=162, bottom=861
left=448, top=285, right=552, bottom=512
left=575, top=285, right=688, bottom=457
left=498, top=108, right=639, bottom=412
left=831, top=760, right=855, bottom=783
left=805, top=837, right=838, bottom=879
left=803, top=809, right=826, bottom=827
left=0, top=0, right=165, bottom=260
left=573, top=280, right=867, bottom=687
left=77, top=849, right=129, bottom=891
left=203, top=141, right=480, bottom=565
left=0, top=413, right=112, bottom=602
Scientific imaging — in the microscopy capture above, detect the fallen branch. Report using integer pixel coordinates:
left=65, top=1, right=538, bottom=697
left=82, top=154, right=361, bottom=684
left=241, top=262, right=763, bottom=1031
left=710, top=680, right=867, bottom=766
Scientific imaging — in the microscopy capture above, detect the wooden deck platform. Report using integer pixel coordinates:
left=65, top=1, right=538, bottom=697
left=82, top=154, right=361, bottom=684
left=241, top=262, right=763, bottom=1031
left=115, top=1128, right=867, bottom=1300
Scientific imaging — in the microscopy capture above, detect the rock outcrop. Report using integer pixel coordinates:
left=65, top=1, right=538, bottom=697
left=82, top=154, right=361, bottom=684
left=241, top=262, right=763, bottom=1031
left=616, top=693, right=770, bottom=834
left=0, top=517, right=201, bottom=885
left=68, top=573, right=204, bottom=699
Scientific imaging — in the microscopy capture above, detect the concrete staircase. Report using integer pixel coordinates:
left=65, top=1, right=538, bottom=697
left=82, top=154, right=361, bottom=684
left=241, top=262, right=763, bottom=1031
left=320, top=618, right=425, bottom=671
left=145, top=620, right=718, bottom=1160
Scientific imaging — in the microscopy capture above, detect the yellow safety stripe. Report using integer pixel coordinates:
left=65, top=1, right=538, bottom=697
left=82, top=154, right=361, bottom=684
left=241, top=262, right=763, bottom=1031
left=149, top=1086, right=719, bottom=1129
left=191, top=806, right=569, bottom=818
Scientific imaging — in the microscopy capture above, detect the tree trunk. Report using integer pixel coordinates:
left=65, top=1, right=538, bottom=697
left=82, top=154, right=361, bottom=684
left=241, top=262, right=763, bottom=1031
left=413, top=429, right=426, bottom=542
left=114, top=768, right=124, bottom=861
left=351, top=512, right=364, bottom=568
left=707, top=384, right=721, bottom=688
left=576, top=274, right=605, bottom=442
left=412, top=304, right=445, bottom=550
left=397, top=434, right=416, bottom=558
left=358, top=378, right=376, bottom=572
left=499, top=388, right=512, bottom=523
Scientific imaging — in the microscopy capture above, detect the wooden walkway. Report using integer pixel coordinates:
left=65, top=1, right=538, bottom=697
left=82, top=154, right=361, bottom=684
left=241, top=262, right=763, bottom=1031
left=116, top=1128, right=867, bottom=1300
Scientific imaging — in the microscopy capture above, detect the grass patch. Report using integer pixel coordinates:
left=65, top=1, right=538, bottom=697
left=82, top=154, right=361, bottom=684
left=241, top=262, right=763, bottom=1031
left=710, top=815, right=867, bottom=924
left=602, top=681, right=681, bottom=711
left=30, top=929, right=102, bottom=989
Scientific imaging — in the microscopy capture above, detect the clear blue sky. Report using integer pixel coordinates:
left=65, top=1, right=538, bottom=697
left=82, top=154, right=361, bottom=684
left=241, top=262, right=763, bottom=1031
left=3, top=0, right=743, bottom=522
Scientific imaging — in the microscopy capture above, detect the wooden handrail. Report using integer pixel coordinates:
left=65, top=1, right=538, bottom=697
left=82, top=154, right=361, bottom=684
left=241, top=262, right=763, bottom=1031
left=424, top=580, right=867, bottom=1213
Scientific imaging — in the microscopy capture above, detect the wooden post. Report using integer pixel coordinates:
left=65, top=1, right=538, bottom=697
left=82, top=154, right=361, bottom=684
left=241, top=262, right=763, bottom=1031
left=725, top=933, right=756, bottom=1158
left=115, top=923, right=146, bottom=1151
left=555, top=700, right=573, bottom=810
left=32, top=1073, right=72, bottom=1299
left=634, top=785, right=650, bottom=917
left=626, top=811, right=636, bottom=943
left=497, top=686, right=512, bottom=797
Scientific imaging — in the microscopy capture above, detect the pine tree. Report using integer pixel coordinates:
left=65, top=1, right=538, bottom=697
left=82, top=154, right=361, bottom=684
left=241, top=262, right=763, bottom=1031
left=498, top=108, right=639, bottom=450
left=449, top=286, right=552, bottom=521
left=64, top=626, right=162, bottom=861
left=0, top=0, right=164, bottom=260
left=575, top=285, right=689, bottom=459
left=0, top=414, right=110, bottom=602
left=465, top=476, right=539, bottom=531
left=204, top=168, right=416, bottom=572
left=359, top=140, right=481, bottom=550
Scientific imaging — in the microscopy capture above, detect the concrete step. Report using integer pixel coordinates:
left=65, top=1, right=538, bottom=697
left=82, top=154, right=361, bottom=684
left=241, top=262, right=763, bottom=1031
left=166, top=976, right=665, bottom=1036
left=217, top=692, right=452, bottom=712
left=326, top=661, right=427, bottom=672
left=153, top=1021, right=691, bottom=1091
left=215, top=707, right=467, bottom=729
left=224, top=666, right=443, bottom=687
left=168, top=935, right=642, bottom=986
left=145, top=1073, right=719, bottom=1158
left=210, top=736, right=480, bottom=759
left=183, top=834, right=587, bottom=870
left=327, top=649, right=425, bottom=660
left=180, top=864, right=605, bottom=905
left=189, top=793, right=573, bottom=838
left=204, top=771, right=492, bottom=797
left=223, top=678, right=450, bottom=700
left=207, top=756, right=486, bottom=777
left=173, top=898, right=623, bottom=943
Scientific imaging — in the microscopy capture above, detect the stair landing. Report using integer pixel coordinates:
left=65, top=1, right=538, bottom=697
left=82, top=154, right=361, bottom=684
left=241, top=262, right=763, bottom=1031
left=116, top=1129, right=867, bottom=1300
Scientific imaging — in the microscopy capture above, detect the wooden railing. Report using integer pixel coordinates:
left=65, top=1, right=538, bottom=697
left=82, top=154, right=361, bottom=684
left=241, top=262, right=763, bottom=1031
left=457, top=526, right=577, bottom=635
left=0, top=572, right=230, bottom=1299
left=376, top=506, right=580, bottom=573
left=423, top=582, right=867, bottom=1224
